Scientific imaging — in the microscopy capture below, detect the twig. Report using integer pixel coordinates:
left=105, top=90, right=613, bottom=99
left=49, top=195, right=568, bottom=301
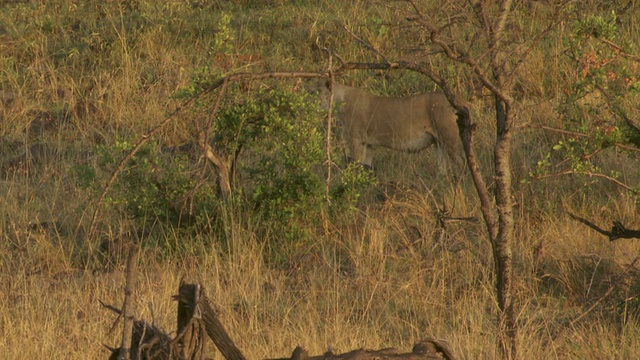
left=324, top=48, right=334, bottom=206
left=531, top=168, right=635, bottom=192
left=343, top=25, right=391, bottom=64
left=529, top=124, right=640, bottom=153
left=581, top=172, right=636, bottom=192
left=102, top=300, right=124, bottom=335
left=596, top=37, right=640, bottom=62
left=528, top=169, right=573, bottom=181
left=532, top=124, right=591, bottom=138
left=506, top=2, right=572, bottom=85
left=566, top=255, right=640, bottom=328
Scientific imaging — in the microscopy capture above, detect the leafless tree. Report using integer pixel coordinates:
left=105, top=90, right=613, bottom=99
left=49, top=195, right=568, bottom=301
left=328, top=1, right=572, bottom=358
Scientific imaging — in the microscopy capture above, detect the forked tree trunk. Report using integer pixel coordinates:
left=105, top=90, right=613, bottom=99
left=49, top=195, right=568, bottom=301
left=486, top=2, right=517, bottom=357
left=453, top=95, right=515, bottom=359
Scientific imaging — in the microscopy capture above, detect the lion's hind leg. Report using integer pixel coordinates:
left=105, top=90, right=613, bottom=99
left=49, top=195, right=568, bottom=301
left=435, top=145, right=453, bottom=178
left=435, top=142, right=466, bottom=184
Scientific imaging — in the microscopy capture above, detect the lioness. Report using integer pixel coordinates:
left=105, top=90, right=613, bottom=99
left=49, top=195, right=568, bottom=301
left=314, top=80, right=465, bottom=177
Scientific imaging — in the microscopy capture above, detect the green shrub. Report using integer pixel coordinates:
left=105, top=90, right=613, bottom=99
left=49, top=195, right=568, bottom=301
left=214, top=85, right=374, bottom=243
left=95, top=138, right=217, bottom=229
left=94, top=83, right=375, bottom=249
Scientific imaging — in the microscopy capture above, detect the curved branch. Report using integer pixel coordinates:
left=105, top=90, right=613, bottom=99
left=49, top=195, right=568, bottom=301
left=568, top=213, right=640, bottom=241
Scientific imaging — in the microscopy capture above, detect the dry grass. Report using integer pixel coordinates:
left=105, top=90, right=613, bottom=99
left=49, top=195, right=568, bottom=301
left=1, top=1, right=639, bottom=359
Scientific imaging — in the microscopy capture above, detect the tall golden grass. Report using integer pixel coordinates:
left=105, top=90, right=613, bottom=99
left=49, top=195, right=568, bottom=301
left=1, top=1, right=639, bottom=359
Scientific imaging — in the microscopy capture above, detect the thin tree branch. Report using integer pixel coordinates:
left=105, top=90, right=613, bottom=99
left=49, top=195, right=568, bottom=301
left=581, top=171, right=636, bottom=192
left=529, top=124, right=640, bottom=153
left=195, top=78, right=232, bottom=198
left=529, top=169, right=574, bottom=180
left=597, top=37, right=640, bottom=62
left=530, top=167, right=635, bottom=192
left=405, top=1, right=512, bottom=103
left=343, top=25, right=391, bottom=64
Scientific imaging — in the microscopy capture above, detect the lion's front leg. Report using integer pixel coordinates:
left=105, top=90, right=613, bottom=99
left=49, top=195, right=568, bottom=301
left=348, top=138, right=374, bottom=171
left=361, top=144, right=374, bottom=169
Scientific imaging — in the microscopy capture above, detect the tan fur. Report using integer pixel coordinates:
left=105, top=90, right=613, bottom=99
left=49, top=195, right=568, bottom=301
left=316, top=81, right=465, bottom=177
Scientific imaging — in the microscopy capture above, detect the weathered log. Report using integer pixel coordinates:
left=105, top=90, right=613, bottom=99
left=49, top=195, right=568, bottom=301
left=268, top=339, right=455, bottom=360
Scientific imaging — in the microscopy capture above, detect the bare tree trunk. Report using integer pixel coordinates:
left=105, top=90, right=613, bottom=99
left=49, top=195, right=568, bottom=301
left=493, top=98, right=516, bottom=359
left=456, top=90, right=515, bottom=360
left=485, top=1, right=517, bottom=357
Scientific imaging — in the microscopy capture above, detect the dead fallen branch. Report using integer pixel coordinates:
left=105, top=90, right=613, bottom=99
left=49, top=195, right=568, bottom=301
left=104, top=282, right=455, bottom=360
left=105, top=282, right=244, bottom=360
left=568, top=213, right=640, bottom=241
left=269, top=339, right=455, bottom=360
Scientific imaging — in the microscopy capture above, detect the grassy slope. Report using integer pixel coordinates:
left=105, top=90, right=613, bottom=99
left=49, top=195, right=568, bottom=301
left=1, top=1, right=639, bottom=359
